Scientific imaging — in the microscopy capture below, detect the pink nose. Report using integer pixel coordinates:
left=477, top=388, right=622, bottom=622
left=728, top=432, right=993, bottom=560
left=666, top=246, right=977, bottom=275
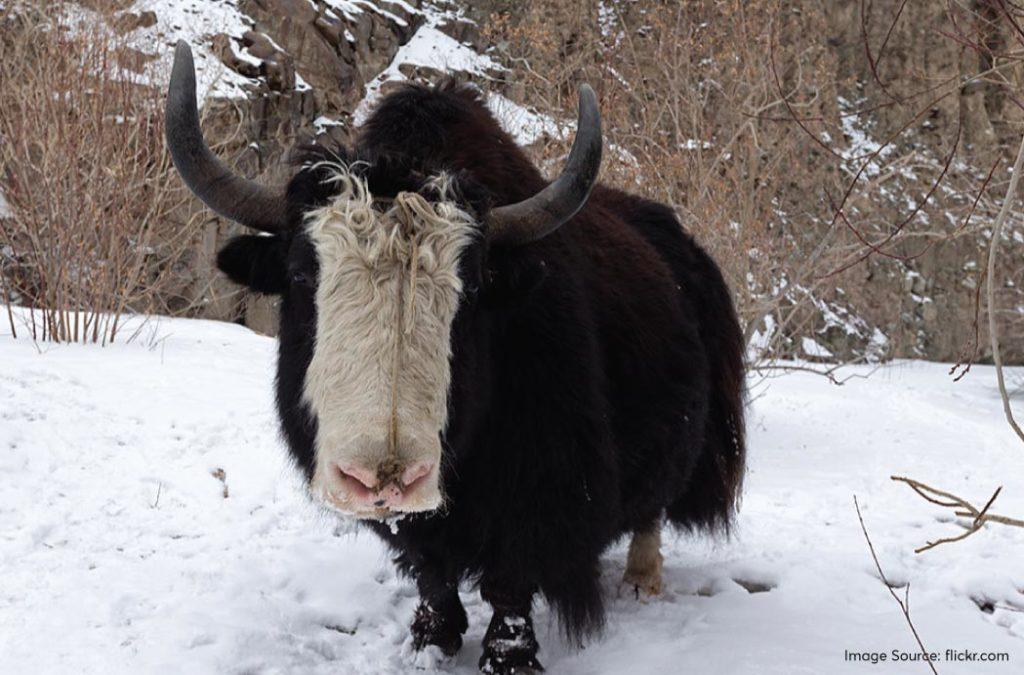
left=333, top=460, right=434, bottom=510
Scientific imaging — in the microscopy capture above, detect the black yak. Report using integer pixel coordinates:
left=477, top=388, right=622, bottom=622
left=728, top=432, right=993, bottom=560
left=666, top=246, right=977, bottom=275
left=166, top=41, right=745, bottom=674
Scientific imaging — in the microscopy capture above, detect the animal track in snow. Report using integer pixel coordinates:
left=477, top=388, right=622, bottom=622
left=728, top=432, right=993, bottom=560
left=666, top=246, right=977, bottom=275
left=732, top=578, right=776, bottom=594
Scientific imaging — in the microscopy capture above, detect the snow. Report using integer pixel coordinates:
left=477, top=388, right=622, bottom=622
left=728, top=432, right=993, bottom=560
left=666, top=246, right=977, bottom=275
left=836, top=96, right=898, bottom=177
left=598, top=0, right=621, bottom=43
left=0, top=188, right=10, bottom=218
left=746, top=312, right=776, bottom=360
left=800, top=336, right=834, bottom=359
left=351, top=0, right=411, bottom=28
left=486, top=92, right=567, bottom=147
left=746, top=277, right=889, bottom=362
left=314, top=116, right=346, bottom=136
left=679, top=139, right=713, bottom=150
left=1, top=311, right=1022, bottom=674
left=324, top=0, right=365, bottom=23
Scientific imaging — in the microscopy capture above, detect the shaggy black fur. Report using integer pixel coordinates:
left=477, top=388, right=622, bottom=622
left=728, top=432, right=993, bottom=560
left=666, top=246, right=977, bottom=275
left=216, top=81, right=746, bottom=671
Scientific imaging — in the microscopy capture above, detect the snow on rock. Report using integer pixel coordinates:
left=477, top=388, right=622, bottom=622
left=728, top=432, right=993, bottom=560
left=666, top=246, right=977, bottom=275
left=350, top=7, right=568, bottom=149
left=57, top=0, right=567, bottom=149
left=313, top=115, right=345, bottom=136
left=746, top=311, right=776, bottom=361
left=353, top=16, right=503, bottom=126
left=345, top=0, right=573, bottom=148
left=134, top=0, right=264, bottom=99
left=59, top=0, right=264, bottom=102
left=323, top=0, right=366, bottom=23
left=1, top=310, right=1022, bottom=673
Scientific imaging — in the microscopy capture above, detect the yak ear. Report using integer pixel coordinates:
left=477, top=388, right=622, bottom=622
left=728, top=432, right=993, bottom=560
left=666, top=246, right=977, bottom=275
left=216, top=235, right=288, bottom=295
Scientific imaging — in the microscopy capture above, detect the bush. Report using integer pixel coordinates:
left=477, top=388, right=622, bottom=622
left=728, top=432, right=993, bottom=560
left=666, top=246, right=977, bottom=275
left=0, top=2, right=195, bottom=344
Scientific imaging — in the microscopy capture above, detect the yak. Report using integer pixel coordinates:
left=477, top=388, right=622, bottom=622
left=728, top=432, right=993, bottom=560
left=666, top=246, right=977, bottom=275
left=166, top=41, right=746, bottom=674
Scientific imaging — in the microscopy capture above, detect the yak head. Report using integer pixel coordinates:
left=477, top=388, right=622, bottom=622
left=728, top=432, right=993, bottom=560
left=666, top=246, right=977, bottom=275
left=165, top=42, right=602, bottom=519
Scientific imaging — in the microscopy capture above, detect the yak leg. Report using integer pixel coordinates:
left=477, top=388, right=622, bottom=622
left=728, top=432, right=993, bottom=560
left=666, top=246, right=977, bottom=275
left=479, top=580, right=543, bottom=674
left=622, top=522, right=663, bottom=598
left=411, top=569, right=467, bottom=657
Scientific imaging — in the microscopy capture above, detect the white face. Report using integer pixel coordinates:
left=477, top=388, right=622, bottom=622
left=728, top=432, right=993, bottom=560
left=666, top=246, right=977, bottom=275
left=302, top=170, right=476, bottom=518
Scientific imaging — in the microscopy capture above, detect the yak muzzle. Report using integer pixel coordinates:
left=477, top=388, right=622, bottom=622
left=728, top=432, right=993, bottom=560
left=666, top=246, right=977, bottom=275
left=316, top=457, right=441, bottom=518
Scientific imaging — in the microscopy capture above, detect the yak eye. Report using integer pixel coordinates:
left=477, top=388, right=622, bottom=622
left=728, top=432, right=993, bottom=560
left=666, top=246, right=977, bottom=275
left=290, top=270, right=313, bottom=287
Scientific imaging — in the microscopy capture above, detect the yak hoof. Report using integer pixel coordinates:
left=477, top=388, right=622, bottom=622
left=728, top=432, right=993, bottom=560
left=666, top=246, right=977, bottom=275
left=479, top=655, right=544, bottom=674
left=481, top=667, right=542, bottom=675
left=621, top=569, right=663, bottom=600
left=622, top=526, right=663, bottom=599
left=479, top=613, right=543, bottom=674
left=411, top=600, right=465, bottom=657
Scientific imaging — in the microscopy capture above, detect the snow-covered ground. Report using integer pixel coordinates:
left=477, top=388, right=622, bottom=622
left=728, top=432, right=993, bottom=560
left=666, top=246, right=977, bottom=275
left=1, top=313, right=1022, bottom=674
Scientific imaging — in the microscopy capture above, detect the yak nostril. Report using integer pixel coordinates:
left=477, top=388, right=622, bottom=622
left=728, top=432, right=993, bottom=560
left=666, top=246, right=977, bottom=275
left=337, top=463, right=379, bottom=490
left=400, top=461, right=434, bottom=490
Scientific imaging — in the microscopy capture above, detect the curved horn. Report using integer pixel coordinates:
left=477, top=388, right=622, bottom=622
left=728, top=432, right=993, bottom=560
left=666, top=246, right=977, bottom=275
left=165, top=41, right=288, bottom=233
left=487, top=84, right=603, bottom=246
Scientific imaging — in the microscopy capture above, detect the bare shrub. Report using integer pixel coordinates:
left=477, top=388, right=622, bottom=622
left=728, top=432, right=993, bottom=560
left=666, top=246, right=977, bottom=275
left=0, top=3, right=196, bottom=344
left=483, top=1, right=888, bottom=365
left=482, top=0, right=1024, bottom=368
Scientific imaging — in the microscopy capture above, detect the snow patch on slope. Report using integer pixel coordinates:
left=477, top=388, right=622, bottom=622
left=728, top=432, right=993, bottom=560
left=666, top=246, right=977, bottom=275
left=58, top=0, right=263, bottom=101
left=835, top=95, right=899, bottom=177
left=800, top=336, right=834, bottom=359
left=353, top=18, right=503, bottom=125
left=57, top=0, right=570, bottom=148
left=58, top=0, right=412, bottom=103
left=350, top=3, right=570, bottom=147
left=486, top=92, right=569, bottom=146
left=351, top=12, right=568, bottom=148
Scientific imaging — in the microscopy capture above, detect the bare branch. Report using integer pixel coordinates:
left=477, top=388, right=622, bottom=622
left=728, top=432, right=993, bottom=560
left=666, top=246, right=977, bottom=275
left=853, top=496, right=940, bottom=675
left=985, top=132, right=1024, bottom=445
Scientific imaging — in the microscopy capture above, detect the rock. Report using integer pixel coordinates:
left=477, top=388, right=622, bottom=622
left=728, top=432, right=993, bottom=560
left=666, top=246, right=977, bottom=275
left=211, top=33, right=260, bottom=79
left=113, top=10, right=157, bottom=34
left=241, top=30, right=280, bottom=61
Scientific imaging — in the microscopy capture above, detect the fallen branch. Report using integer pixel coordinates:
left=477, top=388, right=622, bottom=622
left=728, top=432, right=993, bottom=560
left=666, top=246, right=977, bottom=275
left=853, top=496, right=939, bottom=675
left=891, top=476, right=1024, bottom=553
left=748, top=361, right=879, bottom=386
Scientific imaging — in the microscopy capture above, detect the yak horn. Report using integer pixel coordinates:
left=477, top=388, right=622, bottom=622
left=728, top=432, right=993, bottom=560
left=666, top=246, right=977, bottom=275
left=165, top=41, right=288, bottom=233
left=486, top=84, right=603, bottom=246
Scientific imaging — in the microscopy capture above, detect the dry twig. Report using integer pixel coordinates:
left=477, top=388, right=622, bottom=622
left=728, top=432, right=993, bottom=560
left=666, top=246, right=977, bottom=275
left=853, top=496, right=939, bottom=675
left=891, top=476, right=1024, bottom=553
